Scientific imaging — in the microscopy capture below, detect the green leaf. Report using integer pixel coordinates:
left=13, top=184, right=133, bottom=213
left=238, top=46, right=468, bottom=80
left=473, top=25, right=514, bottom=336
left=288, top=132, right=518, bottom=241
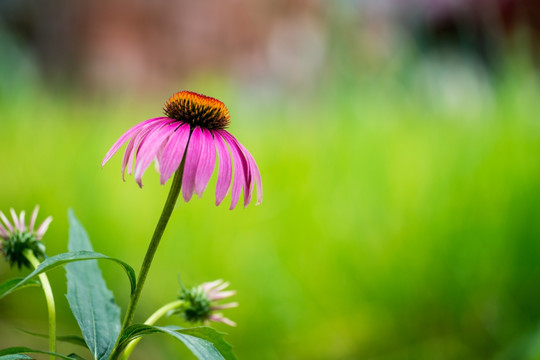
left=17, top=328, right=87, bottom=347
left=0, top=347, right=80, bottom=359
left=65, top=209, right=121, bottom=360
left=0, top=251, right=136, bottom=300
left=0, top=355, right=33, bottom=360
left=170, top=326, right=237, bottom=360
left=66, top=354, right=87, bottom=360
left=0, top=278, right=40, bottom=295
left=117, top=324, right=237, bottom=360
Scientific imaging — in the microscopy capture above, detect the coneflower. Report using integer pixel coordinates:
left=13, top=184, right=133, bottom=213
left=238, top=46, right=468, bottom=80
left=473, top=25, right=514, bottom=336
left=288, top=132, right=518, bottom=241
left=102, top=91, right=262, bottom=209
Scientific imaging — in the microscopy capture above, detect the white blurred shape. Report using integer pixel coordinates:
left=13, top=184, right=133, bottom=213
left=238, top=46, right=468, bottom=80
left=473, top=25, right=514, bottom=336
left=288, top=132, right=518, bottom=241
left=267, top=15, right=326, bottom=88
left=413, top=52, right=494, bottom=120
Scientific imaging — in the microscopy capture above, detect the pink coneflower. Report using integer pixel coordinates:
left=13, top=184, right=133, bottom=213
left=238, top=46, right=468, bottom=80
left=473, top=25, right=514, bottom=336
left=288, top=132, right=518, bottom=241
left=102, top=91, right=262, bottom=210
left=176, top=279, right=238, bottom=327
left=0, top=206, right=52, bottom=268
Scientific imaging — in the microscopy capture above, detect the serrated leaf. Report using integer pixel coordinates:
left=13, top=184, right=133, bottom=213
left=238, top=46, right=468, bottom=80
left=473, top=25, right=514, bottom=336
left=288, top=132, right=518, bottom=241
left=17, top=328, right=87, bottom=347
left=65, top=209, right=121, bottom=360
left=0, top=251, right=136, bottom=300
left=116, top=324, right=237, bottom=360
left=0, top=347, right=79, bottom=359
left=0, top=278, right=40, bottom=295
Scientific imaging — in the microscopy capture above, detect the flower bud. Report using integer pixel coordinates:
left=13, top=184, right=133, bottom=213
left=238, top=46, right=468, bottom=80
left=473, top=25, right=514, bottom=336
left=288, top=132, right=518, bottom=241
left=0, top=206, right=52, bottom=269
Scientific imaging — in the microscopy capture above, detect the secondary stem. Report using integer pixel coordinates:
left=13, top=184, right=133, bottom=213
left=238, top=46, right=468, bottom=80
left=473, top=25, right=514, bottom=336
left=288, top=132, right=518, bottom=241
left=120, top=165, right=184, bottom=336
left=24, top=250, right=56, bottom=360
left=120, top=300, right=184, bottom=360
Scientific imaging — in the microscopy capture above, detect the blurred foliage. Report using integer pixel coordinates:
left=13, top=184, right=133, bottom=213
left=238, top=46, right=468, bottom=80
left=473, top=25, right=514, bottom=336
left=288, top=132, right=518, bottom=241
left=1, top=26, right=540, bottom=360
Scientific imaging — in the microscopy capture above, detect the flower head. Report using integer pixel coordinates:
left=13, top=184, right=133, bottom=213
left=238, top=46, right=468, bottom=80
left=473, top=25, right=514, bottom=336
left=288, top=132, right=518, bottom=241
left=175, top=279, right=238, bottom=327
left=102, top=91, right=262, bottom=210
left=0, top=206, right=52, bottom=269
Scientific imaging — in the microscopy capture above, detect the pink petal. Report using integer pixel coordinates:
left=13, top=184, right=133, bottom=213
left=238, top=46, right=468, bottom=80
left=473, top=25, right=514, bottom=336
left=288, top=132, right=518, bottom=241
left=208, top=290, right=236, bottom=301
left=238, top=144, right=263, bottom=206
left=209, top=314, right=237, bottom=327
left=121, top=130, right=143, bottom=180
left=154, top=137, right=169, bottom=174
left=211, top=280, right=231, bottom=293
left=36, top=216, right=53, bottom=239
left=219, top=131, right=248, bottom=210
left=159, top=124, right=191, bottom=184
left=221, top=131, right=262, bottom=207
left=0, top=221, right=8, bottom=238
left=182, top=127, right=204, bottom=202
left=19, top=211, right=26, bottom=232
left=124, top=119, right=177, bottom=179
left=29, top=205, right=39, bottom=232
left=228, top=139, right=253, bottom=207
left=194, top=128, right=217, bottom=197
left=0, top=211, right=13, bottom=233
left=102, top=117, right=167, bottom=167
left=211, top=302, right=239, bottom=310
left=10, top=209, right=21, bottom=232
left=213, top=132, right=232, bottom=206
left=200, top=279, right=224, bottom=292
left=124, top=124, right=158, bottom=179
left=134, top=122, right=177, bottom=187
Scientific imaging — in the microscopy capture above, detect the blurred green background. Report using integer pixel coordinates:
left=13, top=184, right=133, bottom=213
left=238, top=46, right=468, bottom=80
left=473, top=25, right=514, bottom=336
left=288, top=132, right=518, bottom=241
left=1, top=1, right=540, bottom=359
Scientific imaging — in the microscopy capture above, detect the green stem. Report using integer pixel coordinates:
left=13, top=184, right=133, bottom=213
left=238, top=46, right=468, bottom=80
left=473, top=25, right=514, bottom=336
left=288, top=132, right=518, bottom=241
left=120, top=300, right=184, bottom=360
left=24, top=250, right=56, bottom=360
left=112, top=165, right=184, bottom=359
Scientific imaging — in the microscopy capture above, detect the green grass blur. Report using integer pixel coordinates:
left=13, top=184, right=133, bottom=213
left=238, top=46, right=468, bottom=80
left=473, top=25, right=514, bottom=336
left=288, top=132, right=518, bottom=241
left=1, top=44, right=540, bottom=359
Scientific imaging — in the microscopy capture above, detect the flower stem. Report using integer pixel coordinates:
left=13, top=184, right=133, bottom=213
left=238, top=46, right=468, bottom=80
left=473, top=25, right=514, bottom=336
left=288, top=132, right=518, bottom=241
left=120, top=300, right=184, bottom=360
left=24, top=250, right=56, bottom=360
left=119, top=165, right=184, bottom=339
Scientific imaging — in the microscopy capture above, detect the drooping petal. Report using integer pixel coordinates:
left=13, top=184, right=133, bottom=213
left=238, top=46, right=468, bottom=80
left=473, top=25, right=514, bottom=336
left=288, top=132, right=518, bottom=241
left=102, top=117, right=167, bottom=166
left=0, top=211, right=13, bottom=233
left=221, top=131, right=262, bottom=207
left=159, top=123, right=191, bottom=184
left=36, top=216, right=53, bottom=240
left=134, top=122, right=177, bottom=187
left=228, top=138, right=254, bottom=207
left=29, top=205, right=39, bottom=232
left=219, top=131, right=249, bottom=210
left=237, top=147, right=253, bottom=207
left=209, top=314, right=237, bottom=327
left=238, top=144, right=263, bottom=206
left=124, top=124, right=160, bottom=179
left=121, top=127, right=147, bottom=180
left=194, top=128, right=217, bottom=197
left=126, top=119, right=177, bottom=179
left=154, top=136, right=169, bottom=174
left=213, top=132, right=232, bottom=206
left=182, top=126, right=204, bottom=202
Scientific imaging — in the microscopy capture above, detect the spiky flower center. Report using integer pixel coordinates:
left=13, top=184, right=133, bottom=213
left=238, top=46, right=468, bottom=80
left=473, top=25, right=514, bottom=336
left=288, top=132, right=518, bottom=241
left=176, top=286, right=212, bottom=323
left=1, top=232, right=45, bottom=269
left=163, top=91, right=231, bottom=130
